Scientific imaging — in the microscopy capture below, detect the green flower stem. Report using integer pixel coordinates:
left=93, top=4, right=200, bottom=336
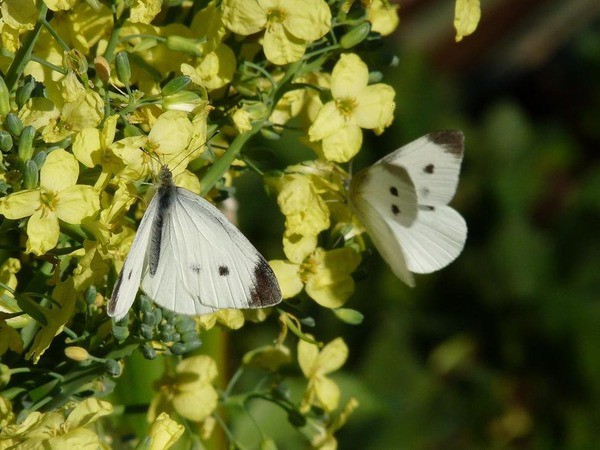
left=40, top=17, right=70, bottom=52
left=4, top=4, right=47, bottom=91
left=199, top=122, right=264, bottom=196
left=103, top=7, right=130, bottom=63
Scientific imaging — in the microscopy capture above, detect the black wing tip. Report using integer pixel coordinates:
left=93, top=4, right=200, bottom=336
left=428, top=130, right=464, bottom=156
left=249, top=259, right=282, bottom=308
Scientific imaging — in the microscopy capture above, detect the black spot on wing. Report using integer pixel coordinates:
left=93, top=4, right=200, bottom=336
left=428, top=130, right=464, bottom=156
left=249, top=259, right=282, bottom=307
left=419, top=205, right=435, bottom=211
left=190, top=264, right=201, bottom=274
left=127, top=269, right=133, bottom=280
left=219, top=265, right=229, bottom=276
left=389, top=186, right=398, bottom=196
left=391, top=204, right=400, bottom=215
left=424, top=164, right=434, bottom=174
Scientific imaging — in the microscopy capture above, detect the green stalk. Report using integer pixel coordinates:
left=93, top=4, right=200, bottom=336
left=4, top=4, right=47, bottom=91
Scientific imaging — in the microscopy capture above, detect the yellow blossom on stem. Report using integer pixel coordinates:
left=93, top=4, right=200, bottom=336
left=0, top=397, right=112, bottom=448
left=308, top=53, right=395, bottom=162
left=367, top=0, right=400, bottom=36
left=147, top=412, right=184, bottom=450
left=270, top=247, right=360, bottom=308
left=221, top=0, right=332, bottom=65
left=0, top=149, right=99, bottom=255
left=149, top=355, right=219, bottom=423
left=298, top=337, right=348, bottom=413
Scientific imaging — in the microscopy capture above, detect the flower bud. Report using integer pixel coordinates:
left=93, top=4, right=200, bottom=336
left=0, top=131, right=13, bottom=152
left=84, top=285, right=97, bottom=306
left=165, top=35, right=205, bottom=57
left=0, top=76, right=10, bottom=117
left=112, top=324, right=129, bottom=341
left=104, top=358, right=122, bottom=376
left=169, top=340, right=201, bottom=355
left=115, top=52, right=131, bottom=87
left=17, top=126, right=36, bottom=162
left=368, top=71, right=383, bottom=84
left=65, top=346, right=91, bottom=361
left=94, top=56, right=111, bottom=83
left=5, top=113, right=23, bottom=136
left=161, top=76, right=191, bottom=96
left=16, top=76, right=36, bottom=109
left=64, top=49, right=89, bottom=75
left=23, top=160, right=39, bottom=189
left=340, top=22, right=371, bottom=49
left=142, top=344, right=157, bottom=360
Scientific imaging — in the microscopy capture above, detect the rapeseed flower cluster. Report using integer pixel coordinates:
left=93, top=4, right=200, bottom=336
left=0, top=0, right=479, bottom=447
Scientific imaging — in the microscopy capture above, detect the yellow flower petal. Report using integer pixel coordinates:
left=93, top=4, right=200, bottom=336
left=72, top=128, right=102, bottom=168
left=316, top=337, right=348, bottom=374
left=44, top=0, right=77, bottom=11
left=367, top=0, right=400, bottom=36
left=454, top=0, right=481, bottom=42
left=216, top=309, right=245, bottom=329
left=305, top=248, right=360, bottom=308
left=129, top=0, right=162, bottom=24
left=148, top=413, right=184, bottom=450
left=0, top=190, right=41, bottom=219
left=176, top=355, right=218, bottom=391
left=195, top=44, right=236, bottom=90
left=283, top=231, right=317, bottom=263
left=221, top=0, right=267, bottom=35
left=54, top=185, right=99, bottom=224
left=26, top=208, right=59, bottom=255
left=298, top=339, right=320, bottom=377
left=269, top=259, right=303, bottom=298
left=321, top=123, right=362, bottom=163
left=61, top=89, right=104, bottom=132
left=263, top=21, right=307, bottom=65
left=1, top=0, right=36, bottom=31
left=18, top=98, right=60, bottom=130
left=354, top=84, right=395, bottom=130
left=172, top=385, right=218, bottom=422
left=148, top=110, right=193, bottom=157
left=40, top=149, right=78, bottom=192
left=63, top=398, right=113, bottom=431
left=331, top=53, right=368, bottom=99
left=314, top=376, right=340, bottom=412
left=283, top=0, right=331, bottom=41
left=308, top=101, right=346, bottom=142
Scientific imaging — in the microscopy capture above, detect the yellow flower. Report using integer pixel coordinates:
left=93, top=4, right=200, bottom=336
left=0, top=0, right=36, bottom=32
left=197, top=309, right=245, bottom=330
left=44, top=0, right=77, bottom=11
left=271, top=173, right=330, bottom=246
left=0, top=258, right=31, bottom=328
left=72, top=114, right=118, bottom=168
left=147, top=412, right=184, bottom=450
left=149, top=355, right=219, bottom=423
left=309, top=397, right=359, bottom=450
left=130, top=0, right=163, bottom=24
left=0, top=397, right=112, bottom=448
left=181, top=44, right=236, bottom=90
left=366, top=0, right=400, bottom=36
left=308, top=53, right=395, bottom=162
left=454, top=0, right=481, bottom=42
left=189, top=1, right=227, bottom=54
left=221, top=0, right=332, bottom=65
left=0, top=320, right=23, bottom=356
left=25, top=279, right=77, bottom=363
left=298, top=337, right=348, bottom=413
left=270, top=247, right=360, bottom=308
left=0, top=149, right=99, bottom=255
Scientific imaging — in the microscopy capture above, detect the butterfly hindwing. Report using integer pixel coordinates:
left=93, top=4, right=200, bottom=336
left=108, top=196, right=159, bottom=321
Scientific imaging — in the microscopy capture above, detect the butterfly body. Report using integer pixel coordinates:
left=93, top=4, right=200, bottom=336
left=348, top=131, right=467, bottom=286
left=109, top=165, right=282, bottom=321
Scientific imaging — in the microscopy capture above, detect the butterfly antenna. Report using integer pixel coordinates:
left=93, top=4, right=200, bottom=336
left=167, top=129, right=221, bottom=176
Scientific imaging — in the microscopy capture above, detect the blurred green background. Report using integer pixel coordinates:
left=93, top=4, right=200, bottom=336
left=234, top=2, right=600, bottom=448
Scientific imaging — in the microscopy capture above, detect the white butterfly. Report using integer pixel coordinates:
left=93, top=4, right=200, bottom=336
left=348, top=131, right=467, bottom=286
left=108, top=165, right=282, bottom=321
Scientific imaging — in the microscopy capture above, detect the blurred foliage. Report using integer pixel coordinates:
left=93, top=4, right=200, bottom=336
left=233, top=19, right=600, bottom=450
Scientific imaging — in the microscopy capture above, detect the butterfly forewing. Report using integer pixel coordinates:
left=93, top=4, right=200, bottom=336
left=109, top=165, right=282, bottom=320
left=140, top=187, right=281, bottom=315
